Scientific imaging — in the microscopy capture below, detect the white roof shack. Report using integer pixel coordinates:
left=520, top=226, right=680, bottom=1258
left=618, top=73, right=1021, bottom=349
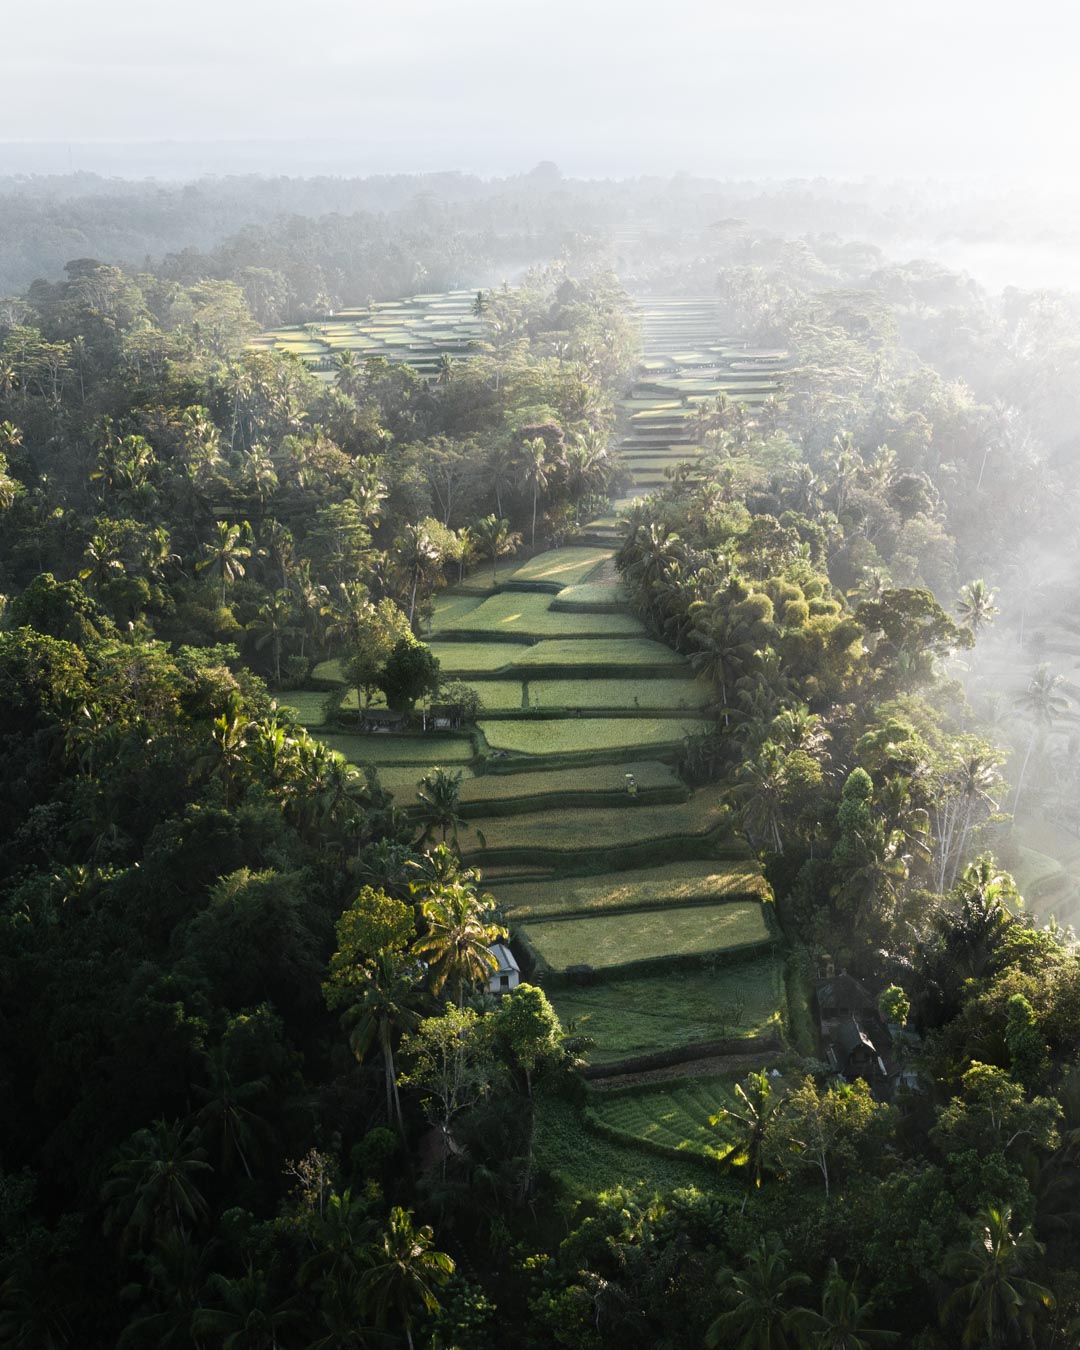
left=487, top=942, right=520, bottom=996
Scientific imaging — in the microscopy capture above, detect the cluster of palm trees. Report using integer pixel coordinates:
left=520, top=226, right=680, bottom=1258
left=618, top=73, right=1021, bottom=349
left=99, top=1112, right=453, bottom=1350
left=706, top=1205, right=1054, bottom=1350
left=328, top=847, right=506, bottom=1141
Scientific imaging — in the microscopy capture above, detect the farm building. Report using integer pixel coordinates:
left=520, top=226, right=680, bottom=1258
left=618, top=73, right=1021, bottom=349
left=487, top=942, right=520, bottom=995
left=815, top=972, right=890, bottom=1086
left=827, top=1018, right=886, bottom=1083
left=815, top=971, right=876, bottom=1030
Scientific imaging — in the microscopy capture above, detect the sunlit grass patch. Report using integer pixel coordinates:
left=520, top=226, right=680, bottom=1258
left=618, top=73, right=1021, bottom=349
left=477, top=716, right=709, bottom=756
left=587, top=1077, right=741, bottom=1162
left=315, top=731, right=474, bottom=767
left=277, top=691, right=331, bottom=728
left=550, top=956, right=785, bottom=1063
left=508, top=547, right=614, bottom=588
left=511, top=639, right=686, bottom=671
left=440, top=590, right=644, bottom=639
left=470, top=790, right=722, bottom=851
left=426, top=642, right=523, bottom=674
left=496, top=859, right=769, bottom=920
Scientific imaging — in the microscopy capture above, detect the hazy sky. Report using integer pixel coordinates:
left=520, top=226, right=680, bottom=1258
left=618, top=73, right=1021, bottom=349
left=2, top=0, right=1076, bottom=179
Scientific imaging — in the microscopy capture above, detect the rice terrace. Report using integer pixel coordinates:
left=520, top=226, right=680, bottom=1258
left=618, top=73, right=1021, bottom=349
left=276, top=293, right=795, bottom=1188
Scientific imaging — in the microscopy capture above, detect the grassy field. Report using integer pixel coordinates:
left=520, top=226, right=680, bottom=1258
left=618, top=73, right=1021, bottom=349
left=507, top=547, right=613, bottom=588
left=534, top=1092, right=716, bottom=1198
left=478, top=717, right=710, bottom=756
left=370, top=764, right=476, bottom=795
left=467, top=793, right=723, bottom=858
left=550, top=956, right=785, bottom=1063
left=495, top=859, right=768, bottom=919
left=512, top=639, right=686, bottom=670
left=278, top=691, right=331, bottom=728
left=551, top=581, right=629, bottom=611
left=523, top=901, right=773, bottom=973
left=438, top=590, right=644, bottom=639
left=316, top=731, right=474, bottom=766
left=459, top=760, right=682, bottom=806
left=586, top=1076, right=740, bottom=1163
left=426, top=642, right=526, bottom=674
left=254, top=290, right=489, bottom=376
left=446, top=676, right=710, bottom=713
left=426, top=593, right=487, bottom=629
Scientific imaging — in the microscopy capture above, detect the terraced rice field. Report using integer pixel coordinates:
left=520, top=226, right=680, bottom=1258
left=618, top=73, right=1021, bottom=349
left=506, top=546, right=616, bottom=588
left=253, top=290, right=489, bottom=381
left=478, top=717, right=711, bottom=758
left=510, top=638, right=686, bottom=671
left=442, top=591, right=645, bottom=639
left=523, top=901, right=774, bottom=973
left=457, top=760, right=685, bottom=812
left=550, top=957, right=785, bottom=1063
left=406, top=676, right=709, bottom=715
left=586, top=1076, right=740, bottom=1163
left=279, top=691, right=332, bottom=728
left=280, top=292, right=790, bottom=1182
left=317, top=732, right=474, bottom=766
left=465, top=791, right=724, bottom=861
left=497, top=859, right=770, bottom=919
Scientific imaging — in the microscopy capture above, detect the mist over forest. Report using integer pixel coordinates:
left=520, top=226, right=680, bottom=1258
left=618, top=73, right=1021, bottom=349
left=4, top=2, right=1080, bottom=1343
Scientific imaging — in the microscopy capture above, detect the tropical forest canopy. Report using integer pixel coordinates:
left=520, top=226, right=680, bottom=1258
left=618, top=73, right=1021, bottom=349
left=0, top=170, right=1079, bottom=1348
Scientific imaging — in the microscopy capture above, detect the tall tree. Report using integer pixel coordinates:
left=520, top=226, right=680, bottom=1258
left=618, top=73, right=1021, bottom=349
left=361, top=1207, right=454, bottom=1350
left=942, top=1207, right=1054, bottom=1350
left=413, top=877, right=506, bottom=1007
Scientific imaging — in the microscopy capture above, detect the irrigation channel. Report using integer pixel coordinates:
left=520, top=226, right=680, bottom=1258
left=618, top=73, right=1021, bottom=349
left=285, top=296, right=795, bottom=1180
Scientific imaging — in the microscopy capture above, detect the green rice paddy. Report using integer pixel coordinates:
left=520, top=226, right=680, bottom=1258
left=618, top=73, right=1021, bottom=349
left=317, top=731, right=474, bottom=767
left=478, top=717, right=710, bottom=757
left=550, top=956, right=785, bottom=1063
left=506, top=546, right=614, bottom=588
left=523, top=901, right=774, bottom=973
left=587, top=1076, right=740, bottom=1163
left=511, top=639, right=686, bottom=670
left=436, top=590, right=645, bottom=639
left=273, top=295, right=790, bottom=1178
left=253, top=290, right=489, bottom=379
left=496, top=859, right=769, bottom=920
left=469, top=790, right=723, bottom=856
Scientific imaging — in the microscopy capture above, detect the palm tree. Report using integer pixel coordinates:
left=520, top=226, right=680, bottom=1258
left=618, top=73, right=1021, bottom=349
left=117, top=1231, right=212, bottom=1350
left=334, top=349, right=363, bottom=399
left=711, top=1070, right=783, bottom=1211
left=298, top=1188, right=378, bottom=1294
left=485, top=443, right=516, bottom=517
left=249, top=589, right=295, bottom=686
left=734, top=743, right=790, bottom=854
left=208, top=691, right=255, bottom=809
left=393, top=522, right=442, bottom=627
left=957, top=579, right=1000, bottom=637
left=472, top=290, right=488, bottom=318
left=102, top=1120, right=212, bottom=1250
left=688, top=614, right=753, bottom=723
left=190, top=1048, right=274, bottom=1180
left=795, top=1260, right=900, bottom=1349
left=197, top=521, right=252, bottom=607
left=706, top=1238, right=810, bottom=1350
left=942, top=1206, right=1054, bottom=1349
left=1012, top=663, right=1072, bottom=816
left=471, top=514, right=521, bottom=584
left=520, top=436, right=551, bottom=547
left=341, top=950, right=419, bottom=1138
left=415, top=767, right=470, bottom=850
left=435, top=352, right=455, bottom=385
left=361, top=1207, right=454, bottom=1350
left=413, top=878, right=507, bottom=1007
left=194, top=1266, right=300, bottom=1350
